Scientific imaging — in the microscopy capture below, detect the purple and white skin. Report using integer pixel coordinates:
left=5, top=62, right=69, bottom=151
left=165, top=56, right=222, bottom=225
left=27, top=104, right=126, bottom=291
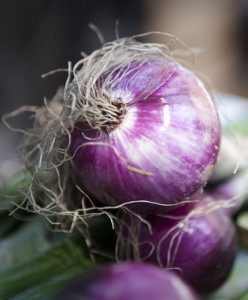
left=53, top=262, right=199, bottom=300
left=69, top=59, right=221, bottom=214
left=124, top=197, right=238, bottom=293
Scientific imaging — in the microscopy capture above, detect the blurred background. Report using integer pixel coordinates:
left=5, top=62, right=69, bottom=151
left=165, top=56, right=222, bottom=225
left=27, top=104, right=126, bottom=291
left=1, top=0, right=248, bottom=179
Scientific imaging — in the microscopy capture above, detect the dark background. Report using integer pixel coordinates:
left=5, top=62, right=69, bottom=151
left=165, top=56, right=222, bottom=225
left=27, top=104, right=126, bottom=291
left=0, top=0, right=143, bottom=119
left=0, top=0, right=144, bottom=176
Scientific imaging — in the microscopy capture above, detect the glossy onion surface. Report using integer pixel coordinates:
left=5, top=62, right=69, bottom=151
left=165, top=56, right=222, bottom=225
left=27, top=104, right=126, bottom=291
left=70, top=59, right=221, bottom=213
left=54, top=262, right=199, bottom=300
left=134, top=199, right=238, bottom=292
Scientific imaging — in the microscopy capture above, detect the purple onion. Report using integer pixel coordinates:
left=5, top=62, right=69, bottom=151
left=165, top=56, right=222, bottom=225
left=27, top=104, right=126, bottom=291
left=208, top=169, right=248, bottom=216
left=119, top=196, right=238, bottom=293
left=54, top=262, right=199, bottom=300
left=69, top=59, right=221, bottom=214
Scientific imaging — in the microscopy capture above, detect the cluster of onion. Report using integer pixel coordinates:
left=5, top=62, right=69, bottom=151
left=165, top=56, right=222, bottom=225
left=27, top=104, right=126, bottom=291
left=67, top=52, right=238, bottom=296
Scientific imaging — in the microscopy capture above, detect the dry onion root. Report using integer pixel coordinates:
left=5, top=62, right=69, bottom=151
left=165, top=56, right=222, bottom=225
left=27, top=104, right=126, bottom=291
left=117, top=194, right=238, bottom=293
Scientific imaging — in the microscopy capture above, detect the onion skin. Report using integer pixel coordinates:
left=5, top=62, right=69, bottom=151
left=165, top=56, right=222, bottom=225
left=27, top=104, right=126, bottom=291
left=119, top=195, right=238, bottom=293
left=129, top=198, right=238, bottom=293
left=208, top=169, right=248, bottom=216
left=53, top=262, right=199, bottom=300
left=69, top=59, right=221, bottom=214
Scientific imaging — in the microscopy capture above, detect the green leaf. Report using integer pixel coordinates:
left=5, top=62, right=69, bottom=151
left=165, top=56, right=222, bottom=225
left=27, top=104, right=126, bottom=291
left=0, top=216, right=50, bottom=270
left=0, top=236, right=93, bottom=299
left=231, top=119, right=248, bottom=135
left=0, top=170, right=30, bottom=209
left=239, top=293, right=248, bottom=300
left=11, top=267, right=91, bottom=300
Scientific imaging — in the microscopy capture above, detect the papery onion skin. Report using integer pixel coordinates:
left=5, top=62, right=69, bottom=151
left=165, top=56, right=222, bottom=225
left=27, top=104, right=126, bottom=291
left=69, top=59, right=221, bottom=214
left=126, top=197, right=238, bottom=293
left=53, top=262, right=199, bottom=300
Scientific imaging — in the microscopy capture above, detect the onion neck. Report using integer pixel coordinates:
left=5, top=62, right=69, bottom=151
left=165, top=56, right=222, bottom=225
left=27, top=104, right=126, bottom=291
left=101, top=98, right=127, bottom=133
